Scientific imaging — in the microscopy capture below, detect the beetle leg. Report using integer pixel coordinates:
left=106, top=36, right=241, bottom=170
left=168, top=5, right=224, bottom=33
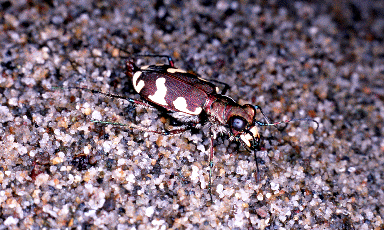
left=90, top=120, right=192, bottom=135
left=252, top=134, right=261, bottom=183
left=146, top=123, right=197, bottom=135
left=134, top=54, right=175, bottom=67
left=208, top=79, right=230, bottom=95
left=253, top=149, right=261, bottom=182
left=92, top=115, right=198, bottom=138
left=53, top=86, right=156, bottom=109
left=208, top=135, right=214, bottom=203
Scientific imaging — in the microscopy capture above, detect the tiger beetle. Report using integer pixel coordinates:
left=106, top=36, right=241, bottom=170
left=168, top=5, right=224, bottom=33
left=63, top=54, right=318, bottom=202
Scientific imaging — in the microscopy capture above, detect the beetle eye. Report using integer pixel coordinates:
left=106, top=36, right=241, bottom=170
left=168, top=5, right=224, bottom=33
left=230, top=116, right=247, bottom=131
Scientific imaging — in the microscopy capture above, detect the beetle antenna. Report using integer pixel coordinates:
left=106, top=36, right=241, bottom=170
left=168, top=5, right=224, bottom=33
left=252, top=105, right=319, bottom=129
left=256, top=117, right=319, bottom=130
left=253, top=105, right=271, bottom=124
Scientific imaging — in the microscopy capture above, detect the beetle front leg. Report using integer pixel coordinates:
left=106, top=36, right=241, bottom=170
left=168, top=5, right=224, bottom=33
left=208, top=135, right=214, bottom=203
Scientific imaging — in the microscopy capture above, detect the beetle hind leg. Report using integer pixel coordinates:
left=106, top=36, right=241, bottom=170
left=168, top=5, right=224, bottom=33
left=146, top=124, right=197, bottom=136
left=91, top=120, right=193, bottom=136
left=54, top=86, right=157, bottom=109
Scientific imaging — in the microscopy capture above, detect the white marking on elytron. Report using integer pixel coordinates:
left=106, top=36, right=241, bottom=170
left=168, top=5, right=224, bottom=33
left=132, top=71, right=141, bottom=85
left=167, top=68, right=187, bottom=73
left=173, top=97, right=202, bottom=115
left=148, top=78, right=168, bottom=106
left=135, top=80, right=145, bottom=93
left=240, top=126, right=259, bottom=147
left=133, top=71, right=145, bottom=93
left=215, top=87, right=220, bottom=93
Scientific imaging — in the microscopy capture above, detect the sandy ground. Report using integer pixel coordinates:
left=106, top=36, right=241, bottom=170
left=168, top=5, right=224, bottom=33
left=1, top=0, right=384, bottom=229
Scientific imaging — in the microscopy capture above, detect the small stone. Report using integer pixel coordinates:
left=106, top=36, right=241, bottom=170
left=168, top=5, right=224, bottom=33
left=91, top=110, right=102, bottom=120
left=83, top=107, right=92, bottom=116
left=51, top=156, right=63, bottom=165
left=145, top=206, right=155, bottom=217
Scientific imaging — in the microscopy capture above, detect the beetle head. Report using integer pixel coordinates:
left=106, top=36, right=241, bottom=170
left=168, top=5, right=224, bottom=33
left=227, top=105, right=262, bottom=150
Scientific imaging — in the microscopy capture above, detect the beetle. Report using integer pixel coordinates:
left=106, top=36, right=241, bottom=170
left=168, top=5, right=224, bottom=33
left=121, top=55, right=316, bottom=201
left=63, top=54, right=317, bottom=201
left=125, top=56, right=270, bottom=146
